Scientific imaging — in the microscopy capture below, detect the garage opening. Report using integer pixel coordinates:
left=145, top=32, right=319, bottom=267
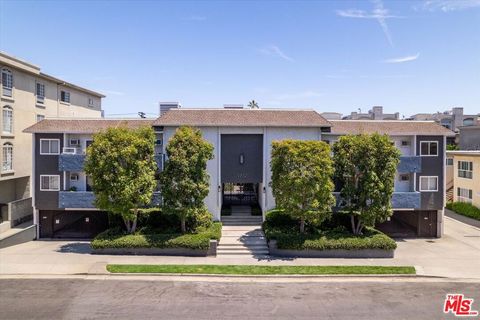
left=39, top=210, right=108, bottom=239
left=377, top=210, right=438, bottom=238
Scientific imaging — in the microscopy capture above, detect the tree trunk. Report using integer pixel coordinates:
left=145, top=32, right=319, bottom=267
left=181, top=218, right=186, bottom=233
left=124, top=218, right=131, bottom=233
left=351, top=215, right=363, bottom=235
left=299, top=219, right=305, bottom=233
left=130, top=211, right=138, bottom=234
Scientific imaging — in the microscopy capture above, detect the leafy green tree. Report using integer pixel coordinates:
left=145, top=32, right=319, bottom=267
left=248, top=100, right=259, bottom=109
left=332, top=134, right=400, bottom=235
left=161, top=126, right=214, bottom=233
left=84, top=125, right=157, bottom=234
left=270, top=140, right=335, bottom=233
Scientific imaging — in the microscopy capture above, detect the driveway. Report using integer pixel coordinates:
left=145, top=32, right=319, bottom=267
left=1, top=216, right=479, bottom=278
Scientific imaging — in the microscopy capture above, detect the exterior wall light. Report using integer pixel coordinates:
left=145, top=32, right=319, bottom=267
left=239, top=153, right=244, bottom=165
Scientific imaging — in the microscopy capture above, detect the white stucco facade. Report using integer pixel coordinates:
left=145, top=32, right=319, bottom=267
left=163, top=126, right=322, bottom=221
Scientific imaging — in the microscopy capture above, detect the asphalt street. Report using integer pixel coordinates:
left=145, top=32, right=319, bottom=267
left=1, top=278, right=479, bottom=319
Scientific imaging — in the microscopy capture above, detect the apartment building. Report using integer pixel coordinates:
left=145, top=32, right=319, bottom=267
left=323, top=120, right=454, bottom=237
left=409, top=107, right=479, bottom=133
left=25, top=107, right=453, bottom=239
left=342, top=106, right=400, bottom=120
left=0, top=52, right=104, bottom=246
left=447, top=151, right=480, bottom=208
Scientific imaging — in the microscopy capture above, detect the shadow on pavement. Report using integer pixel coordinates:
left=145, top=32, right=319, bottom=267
left=56, top=242, right=92, bottom=254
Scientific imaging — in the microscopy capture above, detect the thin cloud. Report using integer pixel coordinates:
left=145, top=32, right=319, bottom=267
left=259, top=45, right=294, bottom=62
left=416, top=0, right=480, bottom=12
left=337, top=0, right=401, bottom=46
left=383, top=53, right=420, bottom=64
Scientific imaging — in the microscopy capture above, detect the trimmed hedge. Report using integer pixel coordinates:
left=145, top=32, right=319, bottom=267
left=91, top=222, right=221, bottom=250
left=446, top=202, right=480, bottom=221
left=263, top=209, right=397, bottom=251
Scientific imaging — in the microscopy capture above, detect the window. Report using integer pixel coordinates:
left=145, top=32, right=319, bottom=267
left=2, top=105, right=13, bottom=133
left=420, top=141, right=438, bottom=156
left=60, top=90, right=70, bottom=103
left=2, top=143, right=13, bottom=172
left=88, top=97, right=94, bottom=107
left=401, top=141, right=410, bottom=146
left=419, top=176, right=438, bottom=192
left=36, top=83, right=45, bottom=104
left=69, top=139, right=80, bottom=146
left=36, top=114, right=45, bottom=122
left=1, top=68, right=13, bottom=97
left=457, top=188, right=473, bottom=204
left=446, top=158, right=453, bottom=166
left=463, top=118, right=475, bottom=126
left=70, top=173, right=79, bottom=181
left=400, top=174, right=410, bottom=181
left=40, top=139, right=60, bottom=155
left=458, top=161, right=473, bottom=179
left=40, top=175, right=60, bottom=191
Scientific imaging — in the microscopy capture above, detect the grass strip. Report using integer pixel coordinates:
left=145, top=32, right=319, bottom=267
left=107, top=264, right=415, bottom=275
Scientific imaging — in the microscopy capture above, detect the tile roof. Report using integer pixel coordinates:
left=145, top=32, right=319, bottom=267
left=326, top=120, right=455, bottom=136
left=153, top=109, right=331, bottom=127
left=23, top=119, right=154, bottom=133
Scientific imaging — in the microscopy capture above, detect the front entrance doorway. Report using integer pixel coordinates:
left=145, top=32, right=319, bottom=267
left=222, top=183, right=258, bottom=206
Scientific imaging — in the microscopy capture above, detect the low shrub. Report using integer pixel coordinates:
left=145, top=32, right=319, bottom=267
left=91, top=222, right=222, bottom=250
left=446, top=202, right=480, bottom=221
left=263, top=209, right=396, bottom=251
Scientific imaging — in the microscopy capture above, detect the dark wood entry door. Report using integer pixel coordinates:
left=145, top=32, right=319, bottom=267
left=417, top=211, right=437, bottom=237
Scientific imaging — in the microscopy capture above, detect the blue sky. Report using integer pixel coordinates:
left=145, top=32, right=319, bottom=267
left=1, top=0, right=479, bottom=118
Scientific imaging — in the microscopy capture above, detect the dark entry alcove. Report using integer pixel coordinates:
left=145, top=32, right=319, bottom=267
left=221, top=134, right=263, bottom=183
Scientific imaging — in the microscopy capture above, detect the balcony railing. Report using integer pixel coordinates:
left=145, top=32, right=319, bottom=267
left=58, top=154, right=86, bottom=171
left=59, top=191, right=95, bottom=209
left=397, top=156, right=422, bottom=173
left=332, top=191, right=421, bottom=210
left=59, top=191, right=162, bottom=209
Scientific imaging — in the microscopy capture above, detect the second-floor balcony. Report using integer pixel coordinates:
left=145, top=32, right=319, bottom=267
left=333, top=191, right=421, bottom=210
left=397, top=156, right=422, bottom=173
left=59, top=191, right=162, bottom=209
left=59, top=153, right=86, bottom=171
left=59, top=153, right=163, bottom=172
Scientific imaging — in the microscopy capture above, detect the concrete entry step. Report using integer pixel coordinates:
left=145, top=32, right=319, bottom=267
left=0, top=221, right=36, bottom=249
left=217, top=249, right=270, bottom=255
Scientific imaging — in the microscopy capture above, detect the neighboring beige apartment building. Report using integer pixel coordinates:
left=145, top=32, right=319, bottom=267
left=0, top=52, right=104, bottom=246
left=447, top=151, right=480, bottom=208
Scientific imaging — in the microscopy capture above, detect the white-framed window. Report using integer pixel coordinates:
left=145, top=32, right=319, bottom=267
left=60, top=90, right=70, bottom=103
left=2, top=142, right=13, bottom=172
left=446, top=158, right=453, bottom=166
left=70, top=173, right=79, bottom=181
left=36, top=114, right=45, bottom=122
left=69, top=139, right=80, bottom=146
left=420, top=141, right=438, bottom=156
left=457, top=188, right=473, bottom=204
left=2, top=105, right=13, bottom=133
left=458, top=161, right=473, bottom=179
left=40, top=139, right=60, bottom=155
left=419, top=176, right=438, bottom=192
left=40, top=175, right=60, bottom=191
left=88, top=97, right=94, bottom=107
left=36, top=82, right=45, bottom=104
left=1, top=68, right=13, bottom=97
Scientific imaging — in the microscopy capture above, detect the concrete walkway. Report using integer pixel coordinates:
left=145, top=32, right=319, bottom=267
left=217, top=206, right=269, bottom=257
left=0, top=217, right=479, bottom=279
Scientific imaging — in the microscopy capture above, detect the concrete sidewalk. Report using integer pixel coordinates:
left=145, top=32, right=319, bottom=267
left=1, top=217, right=479, bottom=279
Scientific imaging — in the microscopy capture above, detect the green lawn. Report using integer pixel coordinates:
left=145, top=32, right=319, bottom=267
left=106, top=264, right=415, bottom=275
